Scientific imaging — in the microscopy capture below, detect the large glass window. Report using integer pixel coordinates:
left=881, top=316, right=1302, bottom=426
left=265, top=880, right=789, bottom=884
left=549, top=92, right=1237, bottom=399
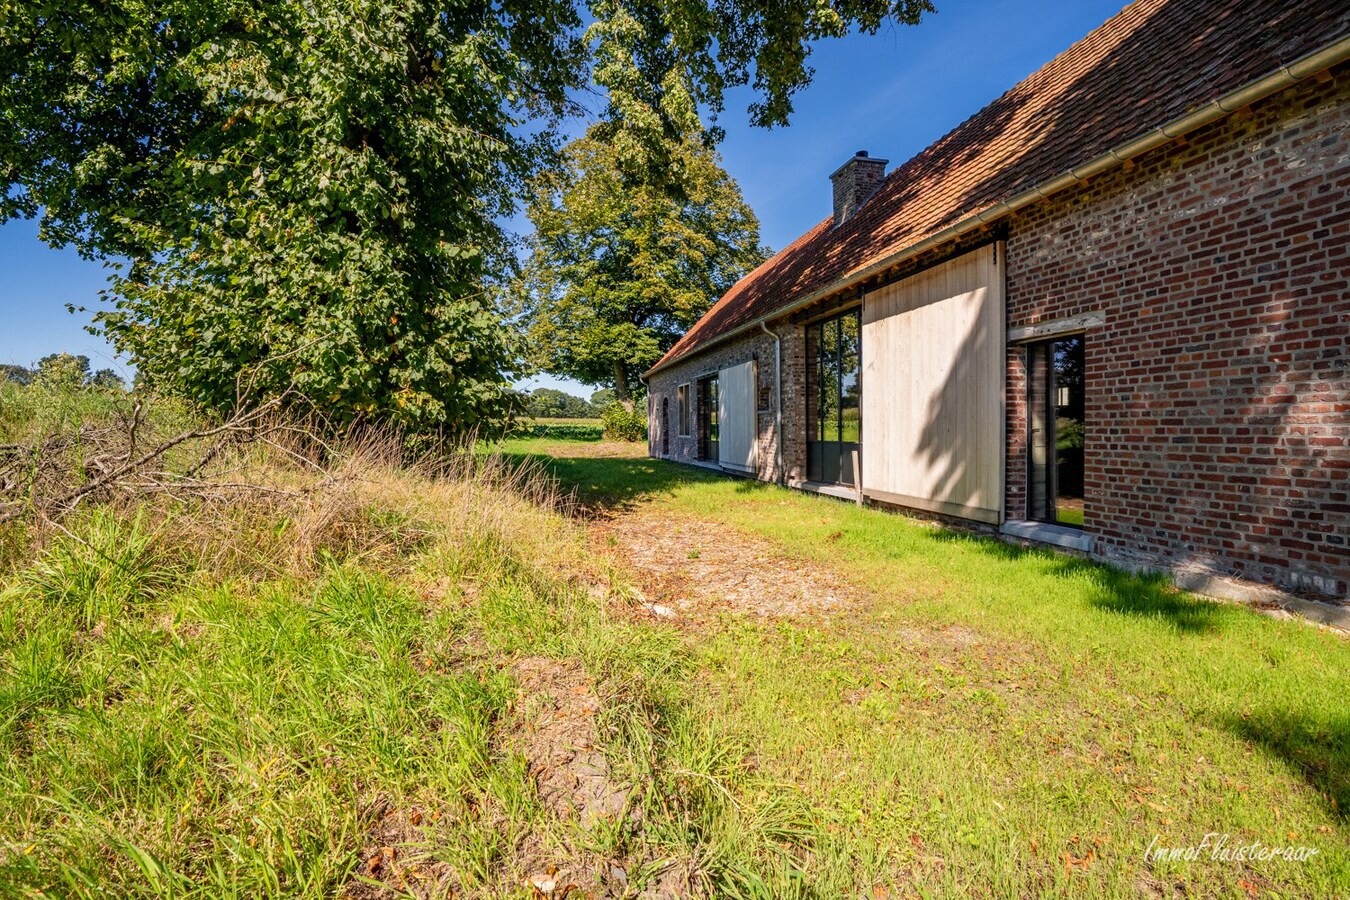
left=1027, top=335, right=1086, bottom=527
left=677, top=384, right=691, bottom=436
left=698, top=375, right=719, bottom=461
left=807, top=308, right=862, bottom=485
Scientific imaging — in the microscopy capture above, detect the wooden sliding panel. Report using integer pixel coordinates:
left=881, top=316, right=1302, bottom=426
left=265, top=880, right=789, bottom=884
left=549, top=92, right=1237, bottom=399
left=718, top=360, right=758, bottom=473
left=861, top=244, right=1005, bottom=524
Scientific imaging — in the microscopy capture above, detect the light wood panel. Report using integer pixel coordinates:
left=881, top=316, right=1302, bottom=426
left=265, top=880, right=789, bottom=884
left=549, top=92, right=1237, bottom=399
left=860, top=244, right=1005, bottom=522
left=718, top=360, right=758, bottom=473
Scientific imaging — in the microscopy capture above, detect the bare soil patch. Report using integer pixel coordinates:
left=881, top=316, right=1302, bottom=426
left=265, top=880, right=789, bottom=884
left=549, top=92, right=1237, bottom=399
left=510, top=656, right=631, bottom=829
left=504, top=656, right=701, bottom=899
left=592, top=511, right=847, bottom=621
left=342, top=797, right=455, bottom=900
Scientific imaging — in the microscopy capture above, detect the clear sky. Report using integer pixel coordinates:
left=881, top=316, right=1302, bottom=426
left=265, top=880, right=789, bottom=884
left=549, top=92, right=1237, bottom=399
left=0, top=0, right=1125, bottom=393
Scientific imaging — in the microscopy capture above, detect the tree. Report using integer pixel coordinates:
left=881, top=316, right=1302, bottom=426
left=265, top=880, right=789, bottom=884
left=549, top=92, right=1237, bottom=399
left=90, top=369, right=127, bottom=390
left=3, top=0, right=931, bottom=432
left=35, top=354, right=91, bottom=389
left=525, top=387, right=593, bottom=418
left=517, top=2, right=771, bottom=406
left=2, top=0, right=585, bottom=434
left=589, top=388, right=616, bottom=411
left=0, top=364, right=33, bottom=386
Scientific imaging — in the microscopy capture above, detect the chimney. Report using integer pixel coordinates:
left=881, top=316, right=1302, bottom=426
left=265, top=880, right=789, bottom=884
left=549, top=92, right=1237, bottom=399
left=830, top=150, right=888, bottom=227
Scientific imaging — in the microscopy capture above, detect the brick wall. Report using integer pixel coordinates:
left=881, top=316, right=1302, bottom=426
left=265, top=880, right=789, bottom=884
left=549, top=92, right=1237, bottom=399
left=647, top=329, right=783, bottom=482
left=1004, top=73, right=1350, bottom=597
left=650, top=73, right=1348, bottom=599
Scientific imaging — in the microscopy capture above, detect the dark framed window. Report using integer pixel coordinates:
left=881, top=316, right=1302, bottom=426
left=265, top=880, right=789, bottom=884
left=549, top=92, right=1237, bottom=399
left=677, top=384, right=691, bottom=436
left=806, top=308, right=862, bottom=485
left=697, top=374, right=719, bottom=461
left=1027, top=334, right=1086, bottom=527
left=660, top=396, right=670, bottom=456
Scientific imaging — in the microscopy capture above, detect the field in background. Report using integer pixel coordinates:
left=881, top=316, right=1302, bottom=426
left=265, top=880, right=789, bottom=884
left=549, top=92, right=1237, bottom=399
left=525, top=417, right=602, bottom=426
left=514, top=418, right=604, bottom=442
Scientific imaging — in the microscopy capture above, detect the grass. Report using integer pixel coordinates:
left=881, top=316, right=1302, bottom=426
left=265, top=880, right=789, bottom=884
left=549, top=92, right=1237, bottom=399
left=2, top=388, right=1345, bottom=897
left=499, top=434, right=1350, bottom=898
left=0, top=394, right=700, bottom=898
left=524, top=417, right=602, bottom=426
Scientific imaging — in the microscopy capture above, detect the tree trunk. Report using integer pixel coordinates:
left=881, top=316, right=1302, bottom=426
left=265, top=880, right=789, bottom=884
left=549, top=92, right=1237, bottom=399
left=613, top=361, right=634, bottom=412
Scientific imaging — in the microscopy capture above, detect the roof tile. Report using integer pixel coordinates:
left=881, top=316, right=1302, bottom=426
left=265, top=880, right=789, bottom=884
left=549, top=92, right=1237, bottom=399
left=653, top=0, right=1349, bottom=372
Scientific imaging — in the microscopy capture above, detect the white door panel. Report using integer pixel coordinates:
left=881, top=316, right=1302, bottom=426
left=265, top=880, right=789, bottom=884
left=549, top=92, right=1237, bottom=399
left=718, top=360, right=758, bottom=473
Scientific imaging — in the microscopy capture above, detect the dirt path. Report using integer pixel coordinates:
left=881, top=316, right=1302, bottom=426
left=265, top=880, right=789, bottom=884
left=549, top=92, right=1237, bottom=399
left=590, top=508, right=852, bottom=623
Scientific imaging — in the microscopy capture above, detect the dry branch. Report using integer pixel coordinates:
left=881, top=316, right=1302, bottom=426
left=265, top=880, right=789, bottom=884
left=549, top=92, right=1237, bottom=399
left=0, top=393, right=306, bottom=525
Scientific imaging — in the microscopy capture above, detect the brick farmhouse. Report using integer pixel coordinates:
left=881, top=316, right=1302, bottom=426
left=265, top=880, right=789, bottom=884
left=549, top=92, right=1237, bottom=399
left=643, top=0, right=1350, bottom=602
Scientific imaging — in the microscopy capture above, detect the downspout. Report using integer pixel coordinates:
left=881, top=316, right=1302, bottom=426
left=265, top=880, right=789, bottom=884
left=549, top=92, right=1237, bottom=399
left=759, top=322, right=784, bottom=484
left=638, top=372, right=650, bottom=454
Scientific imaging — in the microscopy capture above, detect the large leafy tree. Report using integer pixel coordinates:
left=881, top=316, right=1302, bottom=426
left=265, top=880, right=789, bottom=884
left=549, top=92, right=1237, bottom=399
left=2, top=0, right=931, bottom=433
left=518, top=130, right=766, bottom=404
left=2, top=0, right=585, bottom=433
left=517, top=0, right=770, bottom=404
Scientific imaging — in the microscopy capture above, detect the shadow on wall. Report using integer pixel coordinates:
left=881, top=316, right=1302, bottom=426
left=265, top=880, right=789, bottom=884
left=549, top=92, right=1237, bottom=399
left=912, top=289, right=991, bottom=512
left=907, top=0, right=1350, bottom=545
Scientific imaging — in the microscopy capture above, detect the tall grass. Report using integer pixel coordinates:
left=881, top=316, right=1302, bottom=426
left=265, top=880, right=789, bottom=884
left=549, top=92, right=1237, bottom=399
left=0, top=390, right=787, bottom=897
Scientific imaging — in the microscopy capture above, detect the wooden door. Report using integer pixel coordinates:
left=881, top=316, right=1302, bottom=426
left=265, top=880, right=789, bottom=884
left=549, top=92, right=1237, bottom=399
left=717, top=360, right=758, bottom=473
left=860, top=244, right=1005, bottom=524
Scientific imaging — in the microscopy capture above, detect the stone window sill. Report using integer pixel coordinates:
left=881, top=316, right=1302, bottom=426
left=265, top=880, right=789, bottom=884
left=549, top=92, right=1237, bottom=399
left=1000, top=519, right=1093, bottom=552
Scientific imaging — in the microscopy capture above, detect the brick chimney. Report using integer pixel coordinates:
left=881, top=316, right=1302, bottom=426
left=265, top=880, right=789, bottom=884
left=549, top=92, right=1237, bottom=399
left=830, top=150, right=888, bottom=227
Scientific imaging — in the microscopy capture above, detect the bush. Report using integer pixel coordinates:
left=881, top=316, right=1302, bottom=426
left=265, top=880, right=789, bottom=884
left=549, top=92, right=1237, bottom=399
left=600, top=402, right=647, bottom=442
left=519, top=421, right=603, bottom=441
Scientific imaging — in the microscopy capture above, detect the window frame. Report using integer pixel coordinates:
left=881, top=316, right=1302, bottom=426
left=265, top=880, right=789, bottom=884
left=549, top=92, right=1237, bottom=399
left=697, top=374, right=719, bottom=461
left=1025, top=333, right=1086, bottom=529
left=677, top=383, right=691, bottom=436
left=806, top=307, right=862, bottom=484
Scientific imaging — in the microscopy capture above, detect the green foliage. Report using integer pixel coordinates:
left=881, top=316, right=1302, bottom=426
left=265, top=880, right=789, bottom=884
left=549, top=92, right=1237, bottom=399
left=0, top=364, right=32, bottom=386
left=89, top=368, right=126, bottom=390
left=21, top=508, right=174, bottom=629
left=589, top=387, right=616, bottom=409
left=1, top=0, right=587, bottom=436
left=525, top=387, right=594, bottom=418
left=517, top=421, right=603, bottom=440
left=1056, top=416, right=1085, bottom=451
left=517, top=7, right=769, bottom=401
left=35, top=353, right=91, bottom=390
left=600, top=401, right=647, bottom=442
left=2, top=0, right=935, bottom=436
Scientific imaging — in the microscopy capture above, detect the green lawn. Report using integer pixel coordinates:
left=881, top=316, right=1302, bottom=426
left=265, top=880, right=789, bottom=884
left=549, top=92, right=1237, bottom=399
left=2, top=407, right=1344, bottom=898
left=502, top=435, right=1350, bottom=898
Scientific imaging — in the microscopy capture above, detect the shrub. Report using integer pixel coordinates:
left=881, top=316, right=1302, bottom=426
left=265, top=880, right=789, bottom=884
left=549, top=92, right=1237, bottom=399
left=600, top=402, right=647, bottom=442
left=521, top=421, right=603, bottom=441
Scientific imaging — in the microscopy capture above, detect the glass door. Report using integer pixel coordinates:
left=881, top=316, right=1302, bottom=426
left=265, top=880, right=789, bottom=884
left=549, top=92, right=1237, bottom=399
left=807, top=309, right=862, bottom=485
left=1027, top=335, right=1086, bottom=526
left=698, top=374, right=719, bottom=461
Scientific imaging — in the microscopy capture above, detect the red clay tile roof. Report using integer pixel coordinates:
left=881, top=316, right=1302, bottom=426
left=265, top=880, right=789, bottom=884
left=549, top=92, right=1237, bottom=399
left=651, top=0, right=1350, bottom=373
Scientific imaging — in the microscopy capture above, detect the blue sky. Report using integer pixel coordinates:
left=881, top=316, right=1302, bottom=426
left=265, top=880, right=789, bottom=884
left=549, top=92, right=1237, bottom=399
left=0, top=0, right=1124, bottom=393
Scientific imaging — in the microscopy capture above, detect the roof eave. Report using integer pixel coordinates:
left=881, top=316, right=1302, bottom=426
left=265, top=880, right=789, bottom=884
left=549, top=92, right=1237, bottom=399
left=644, top=34, right=1350, bottom=380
